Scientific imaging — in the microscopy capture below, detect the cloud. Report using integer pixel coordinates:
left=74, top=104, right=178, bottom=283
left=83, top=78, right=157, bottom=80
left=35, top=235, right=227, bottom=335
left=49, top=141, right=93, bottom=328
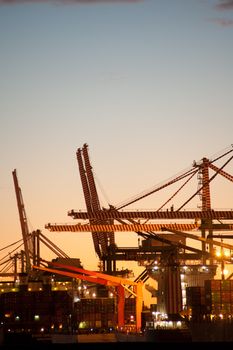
left=0, top=0, right=144, bottom=4
left=210, top=1, right=233, bottom=27
left=210, top=17, right=233, bottom=26
left=215, top=0, right=233, bottom=10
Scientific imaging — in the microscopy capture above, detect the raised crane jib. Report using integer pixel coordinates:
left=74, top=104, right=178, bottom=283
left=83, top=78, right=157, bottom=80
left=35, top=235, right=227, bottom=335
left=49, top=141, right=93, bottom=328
left=12, top=169, right=32, bottom=272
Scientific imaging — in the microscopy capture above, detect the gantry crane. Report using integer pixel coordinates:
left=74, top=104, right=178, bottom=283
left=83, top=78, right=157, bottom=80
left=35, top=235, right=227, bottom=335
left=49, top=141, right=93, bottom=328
left=48, top=145, right=233, bottom=261
left=67, top=145, right=233, bottom=254
left=45, top=145, right=233, bottom=316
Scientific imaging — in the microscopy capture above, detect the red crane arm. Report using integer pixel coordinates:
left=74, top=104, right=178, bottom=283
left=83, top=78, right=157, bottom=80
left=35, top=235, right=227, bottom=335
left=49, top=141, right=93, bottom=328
left=33, top=263, right=143, bottom=331
left=48, top=261, right=138, bottom=285
left=33, top=265, right=112, bottom=285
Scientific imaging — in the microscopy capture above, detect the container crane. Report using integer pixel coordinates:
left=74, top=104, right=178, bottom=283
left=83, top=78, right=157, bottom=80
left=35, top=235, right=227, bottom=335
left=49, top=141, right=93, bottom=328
left=45, top=145, right=233, bottom=317
left=69, top=146, right=233, bottom=255
left=49, top=145, right=233, bottom=265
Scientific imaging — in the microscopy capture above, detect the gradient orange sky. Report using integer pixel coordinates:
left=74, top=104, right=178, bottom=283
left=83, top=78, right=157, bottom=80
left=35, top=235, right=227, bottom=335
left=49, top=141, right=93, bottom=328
left=1, top=1, right=233, bottom=292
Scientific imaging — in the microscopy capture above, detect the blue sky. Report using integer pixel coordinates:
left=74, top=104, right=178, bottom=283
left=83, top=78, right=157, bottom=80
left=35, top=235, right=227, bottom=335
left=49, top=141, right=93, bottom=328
left=1, top=0, right=233, bottom=276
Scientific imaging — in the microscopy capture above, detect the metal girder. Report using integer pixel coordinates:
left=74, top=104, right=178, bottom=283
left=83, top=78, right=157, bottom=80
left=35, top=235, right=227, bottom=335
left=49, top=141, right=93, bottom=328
left=68, top=209, right=233, bottom=220
left=45, top=222, right=199, bottom=232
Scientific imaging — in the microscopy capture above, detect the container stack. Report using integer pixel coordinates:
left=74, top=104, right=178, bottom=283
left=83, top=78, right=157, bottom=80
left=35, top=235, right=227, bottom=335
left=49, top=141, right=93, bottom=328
left=76, top=297, right=116, bottom=330
left=205, top=279, right=233, bottom=317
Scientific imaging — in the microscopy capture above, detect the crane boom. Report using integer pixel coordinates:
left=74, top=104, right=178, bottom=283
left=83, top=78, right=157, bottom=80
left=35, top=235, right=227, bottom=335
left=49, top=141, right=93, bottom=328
left=82, top=144, right=112, bottom=254
left=12, top=169, right=32, bottom=272
left=45, top=222, right=200, bottom=232
left=76, top=144, right=116, bottom=271
left=68, top=209, right=233, bottom=220
left=45, top=222, right=233, bottom=254
left=76, top=147, right=101, bottom=258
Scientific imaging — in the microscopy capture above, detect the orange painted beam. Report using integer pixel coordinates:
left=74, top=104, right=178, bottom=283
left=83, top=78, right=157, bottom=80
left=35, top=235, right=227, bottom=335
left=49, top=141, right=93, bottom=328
left=45, top=222, right=199, bottom=233
left=49, top=261, right=138, bottom=286
left=32, top=265, right=116, bottom=286
left=135, top=281, right=143, bottom=332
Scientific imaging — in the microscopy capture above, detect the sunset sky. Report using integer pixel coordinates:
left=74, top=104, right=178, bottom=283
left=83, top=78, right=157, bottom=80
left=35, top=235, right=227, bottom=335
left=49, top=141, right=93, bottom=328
left=1, top=0, right=233, bottom=289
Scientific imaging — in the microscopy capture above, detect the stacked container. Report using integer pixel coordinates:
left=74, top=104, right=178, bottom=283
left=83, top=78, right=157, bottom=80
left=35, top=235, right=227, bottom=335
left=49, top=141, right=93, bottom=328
left=76, top=297, right=116, bottom=330
left=205, top=279, right=233, bottom=316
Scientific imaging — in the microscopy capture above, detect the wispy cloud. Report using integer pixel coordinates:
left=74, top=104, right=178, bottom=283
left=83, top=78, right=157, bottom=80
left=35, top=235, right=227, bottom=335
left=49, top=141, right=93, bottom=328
left=209, top=1, right=233, bottom=27
left=209, top=17, right=233, bottom=26
left=0, top=0, right=144, bottom=4
left=215, top=0, right=233, bottom=10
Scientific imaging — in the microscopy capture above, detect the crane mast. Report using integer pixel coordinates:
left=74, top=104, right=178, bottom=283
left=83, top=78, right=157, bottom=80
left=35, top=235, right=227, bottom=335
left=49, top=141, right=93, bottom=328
left=12, top=169, right=32, bottom=273
left=198, top=157, right=213, bottom=262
